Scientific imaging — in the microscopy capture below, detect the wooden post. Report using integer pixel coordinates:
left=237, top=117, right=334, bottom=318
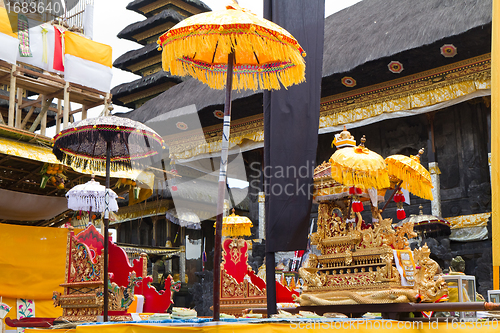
left=41, top=96, right=47, bottom=136
left=104, top=93, right=111, bottom=116
left=63, top=82, right=70, bottom=129
left=56, top=99, right=62, bottom=134
left=82, top=104, right=87, bottom=120
left=8, top=64, right=16, bottom=127
left=29, top=97, right=53, bottom=132
left=15, top=88, right=23, bottom=128
left=213, top=52, right=234, bottom=321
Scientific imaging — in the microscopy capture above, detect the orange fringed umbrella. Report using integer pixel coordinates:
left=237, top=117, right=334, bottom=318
left=329, top=136, right=390, bottom=190
left=214, top=209, right=253, bottom=238
left=158, top=2, right=306, bottom=91
left=385, top=148, right=433, bottom=200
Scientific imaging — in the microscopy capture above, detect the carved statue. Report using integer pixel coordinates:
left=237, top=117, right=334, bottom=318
left=96, top=272, right=142, bottom=310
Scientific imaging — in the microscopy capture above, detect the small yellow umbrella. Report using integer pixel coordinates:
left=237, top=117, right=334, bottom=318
left=329, top=136, right=390, bottom=190
left=385, top=148, right=433, bottom=200
left=214, top=209, right=253, bottom=238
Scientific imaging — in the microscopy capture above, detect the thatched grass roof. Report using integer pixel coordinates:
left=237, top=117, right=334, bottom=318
left=114, top=43, right=158, bottom=71
left=117, top=9, right=186, bottom=44
left=322, top=0, right=492, bottom=76
left=111, top=71, right=183, bottom=108
left=126, top=0, right=211, bottom=16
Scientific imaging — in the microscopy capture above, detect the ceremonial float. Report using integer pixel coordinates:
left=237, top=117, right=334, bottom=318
left=295, top=128, right=449, bottom=306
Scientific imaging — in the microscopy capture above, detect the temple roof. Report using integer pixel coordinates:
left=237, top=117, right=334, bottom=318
left=111, top=71, right=183, bottom=108
left=117, top=9, right=187, bottom=44
left=113, top=42, right=158, bottom=72
left=322, top=0, right=491, bottom=77
left=126, top=0, right=211, bottom=17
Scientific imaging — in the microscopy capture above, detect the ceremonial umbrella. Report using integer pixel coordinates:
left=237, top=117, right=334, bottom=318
left=66, top=177, right=119, bottom=224
left=329, top=136, right=390, bottom=190
left=385, top=148, right=433, bottom=200
left=158, top=1, right=306, bottom=319
left=383, top=148, right=433, bottom=219
left=213, top=208, right=253, bottom=238
left=52, top=115, right=164, bottom=321
left=329, top=135, right=390, bottom=215
left=396, top=206, right=451, bottom=238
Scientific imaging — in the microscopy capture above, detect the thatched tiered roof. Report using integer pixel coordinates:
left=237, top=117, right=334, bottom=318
left=127, top=0, right=210, bottom=17
left=117, top=9, right=187, bottom=44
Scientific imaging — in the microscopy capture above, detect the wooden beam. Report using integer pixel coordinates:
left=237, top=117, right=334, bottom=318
left=82, top=104, right=87, bottom=120
left=20, top=106, right=36, bottom=130
left=104, top=92, right=111, bottom=116
left=63, top=82, right=70, bottom=129
left=57, top=100, right=103, bottom=119
left=15, top=88, right=23, bottom=128
left=69, top=82, right=107, bottom=96
left=15, top=66, right=66, bottom=84
left=8, top=64, right=17, bottom=127
left=41, top=96, right=47, bottom=136
left=55, top=99, right=62, bottom=133
left=19, top=90, right=62, bottom=109
left=29, top=97, right=54, bottom=132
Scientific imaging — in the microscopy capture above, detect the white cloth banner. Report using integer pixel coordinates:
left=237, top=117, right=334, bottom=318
left=0, top=32, right=19, bottom=65
left=64, top=54, right=113, bottom=92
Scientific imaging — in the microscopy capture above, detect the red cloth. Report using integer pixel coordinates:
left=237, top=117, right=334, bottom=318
left=53, top=27, right=64, bottom=71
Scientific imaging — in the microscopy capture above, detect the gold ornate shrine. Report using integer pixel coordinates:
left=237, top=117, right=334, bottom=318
left=52, top=227, right=140, bottom=322
left=295, top=131, right=448, bottom=306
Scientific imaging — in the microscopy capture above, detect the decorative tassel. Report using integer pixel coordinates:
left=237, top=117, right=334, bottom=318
left=397, top=208, right=406, bottom=220
left=352, top=199, right=363, bottom=212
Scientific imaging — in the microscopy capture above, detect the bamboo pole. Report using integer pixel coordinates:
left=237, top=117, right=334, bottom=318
left=15, top=88, right=23, bottom=128
left=63, top=82, right=70, bottom=128
left=56, top=99, right=62, bottom=134
left=8, top=64, right=16, bottom=127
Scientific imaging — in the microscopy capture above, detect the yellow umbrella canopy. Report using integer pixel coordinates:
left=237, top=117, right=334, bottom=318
left=329, top=136, right=390, bottom=190
left=385, top=148, right=433, bottom=200
left=158, top=2, right=306, bottom=91
left=214, top=209, right=253, bottom=237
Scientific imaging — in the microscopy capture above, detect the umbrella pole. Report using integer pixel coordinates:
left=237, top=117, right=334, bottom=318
left=103, top=141, right=111, bottom=322
left=213, top=51, right=234, bottom=321
left=380, top=180, right=403, bottom=214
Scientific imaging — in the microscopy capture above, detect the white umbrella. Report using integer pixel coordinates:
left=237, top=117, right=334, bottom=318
left=66, top=178, right=119, bottom=213
left=165, top=208, right=201, bottom=230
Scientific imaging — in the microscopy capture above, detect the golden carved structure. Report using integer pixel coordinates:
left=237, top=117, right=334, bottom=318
left=295, top=165, right=448, bottom=306
left=52, top=230, right=137, bottom=322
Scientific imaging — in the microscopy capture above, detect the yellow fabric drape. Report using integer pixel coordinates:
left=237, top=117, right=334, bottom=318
left=65, top=322, right=500, bottom=333
left=492, top=0, right=500, bottom=290
left=0, top=224, right=68, bottom=300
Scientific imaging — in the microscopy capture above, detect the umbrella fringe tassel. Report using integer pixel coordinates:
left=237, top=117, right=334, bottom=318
left=330, top=162, right=391, bottom=190
left=161, top=32, right=305, bottom=91
left=387, top=162, right=434, bottom=200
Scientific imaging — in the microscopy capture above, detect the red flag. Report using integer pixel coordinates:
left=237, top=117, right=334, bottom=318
left=53, top=27, right=64, bottom=71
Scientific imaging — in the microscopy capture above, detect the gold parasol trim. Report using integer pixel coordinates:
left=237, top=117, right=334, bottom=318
left=385, top=149, right=433, bottom=200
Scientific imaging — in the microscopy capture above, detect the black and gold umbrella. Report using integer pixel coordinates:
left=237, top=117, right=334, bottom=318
left=52, top=115, right=164, bottom=321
